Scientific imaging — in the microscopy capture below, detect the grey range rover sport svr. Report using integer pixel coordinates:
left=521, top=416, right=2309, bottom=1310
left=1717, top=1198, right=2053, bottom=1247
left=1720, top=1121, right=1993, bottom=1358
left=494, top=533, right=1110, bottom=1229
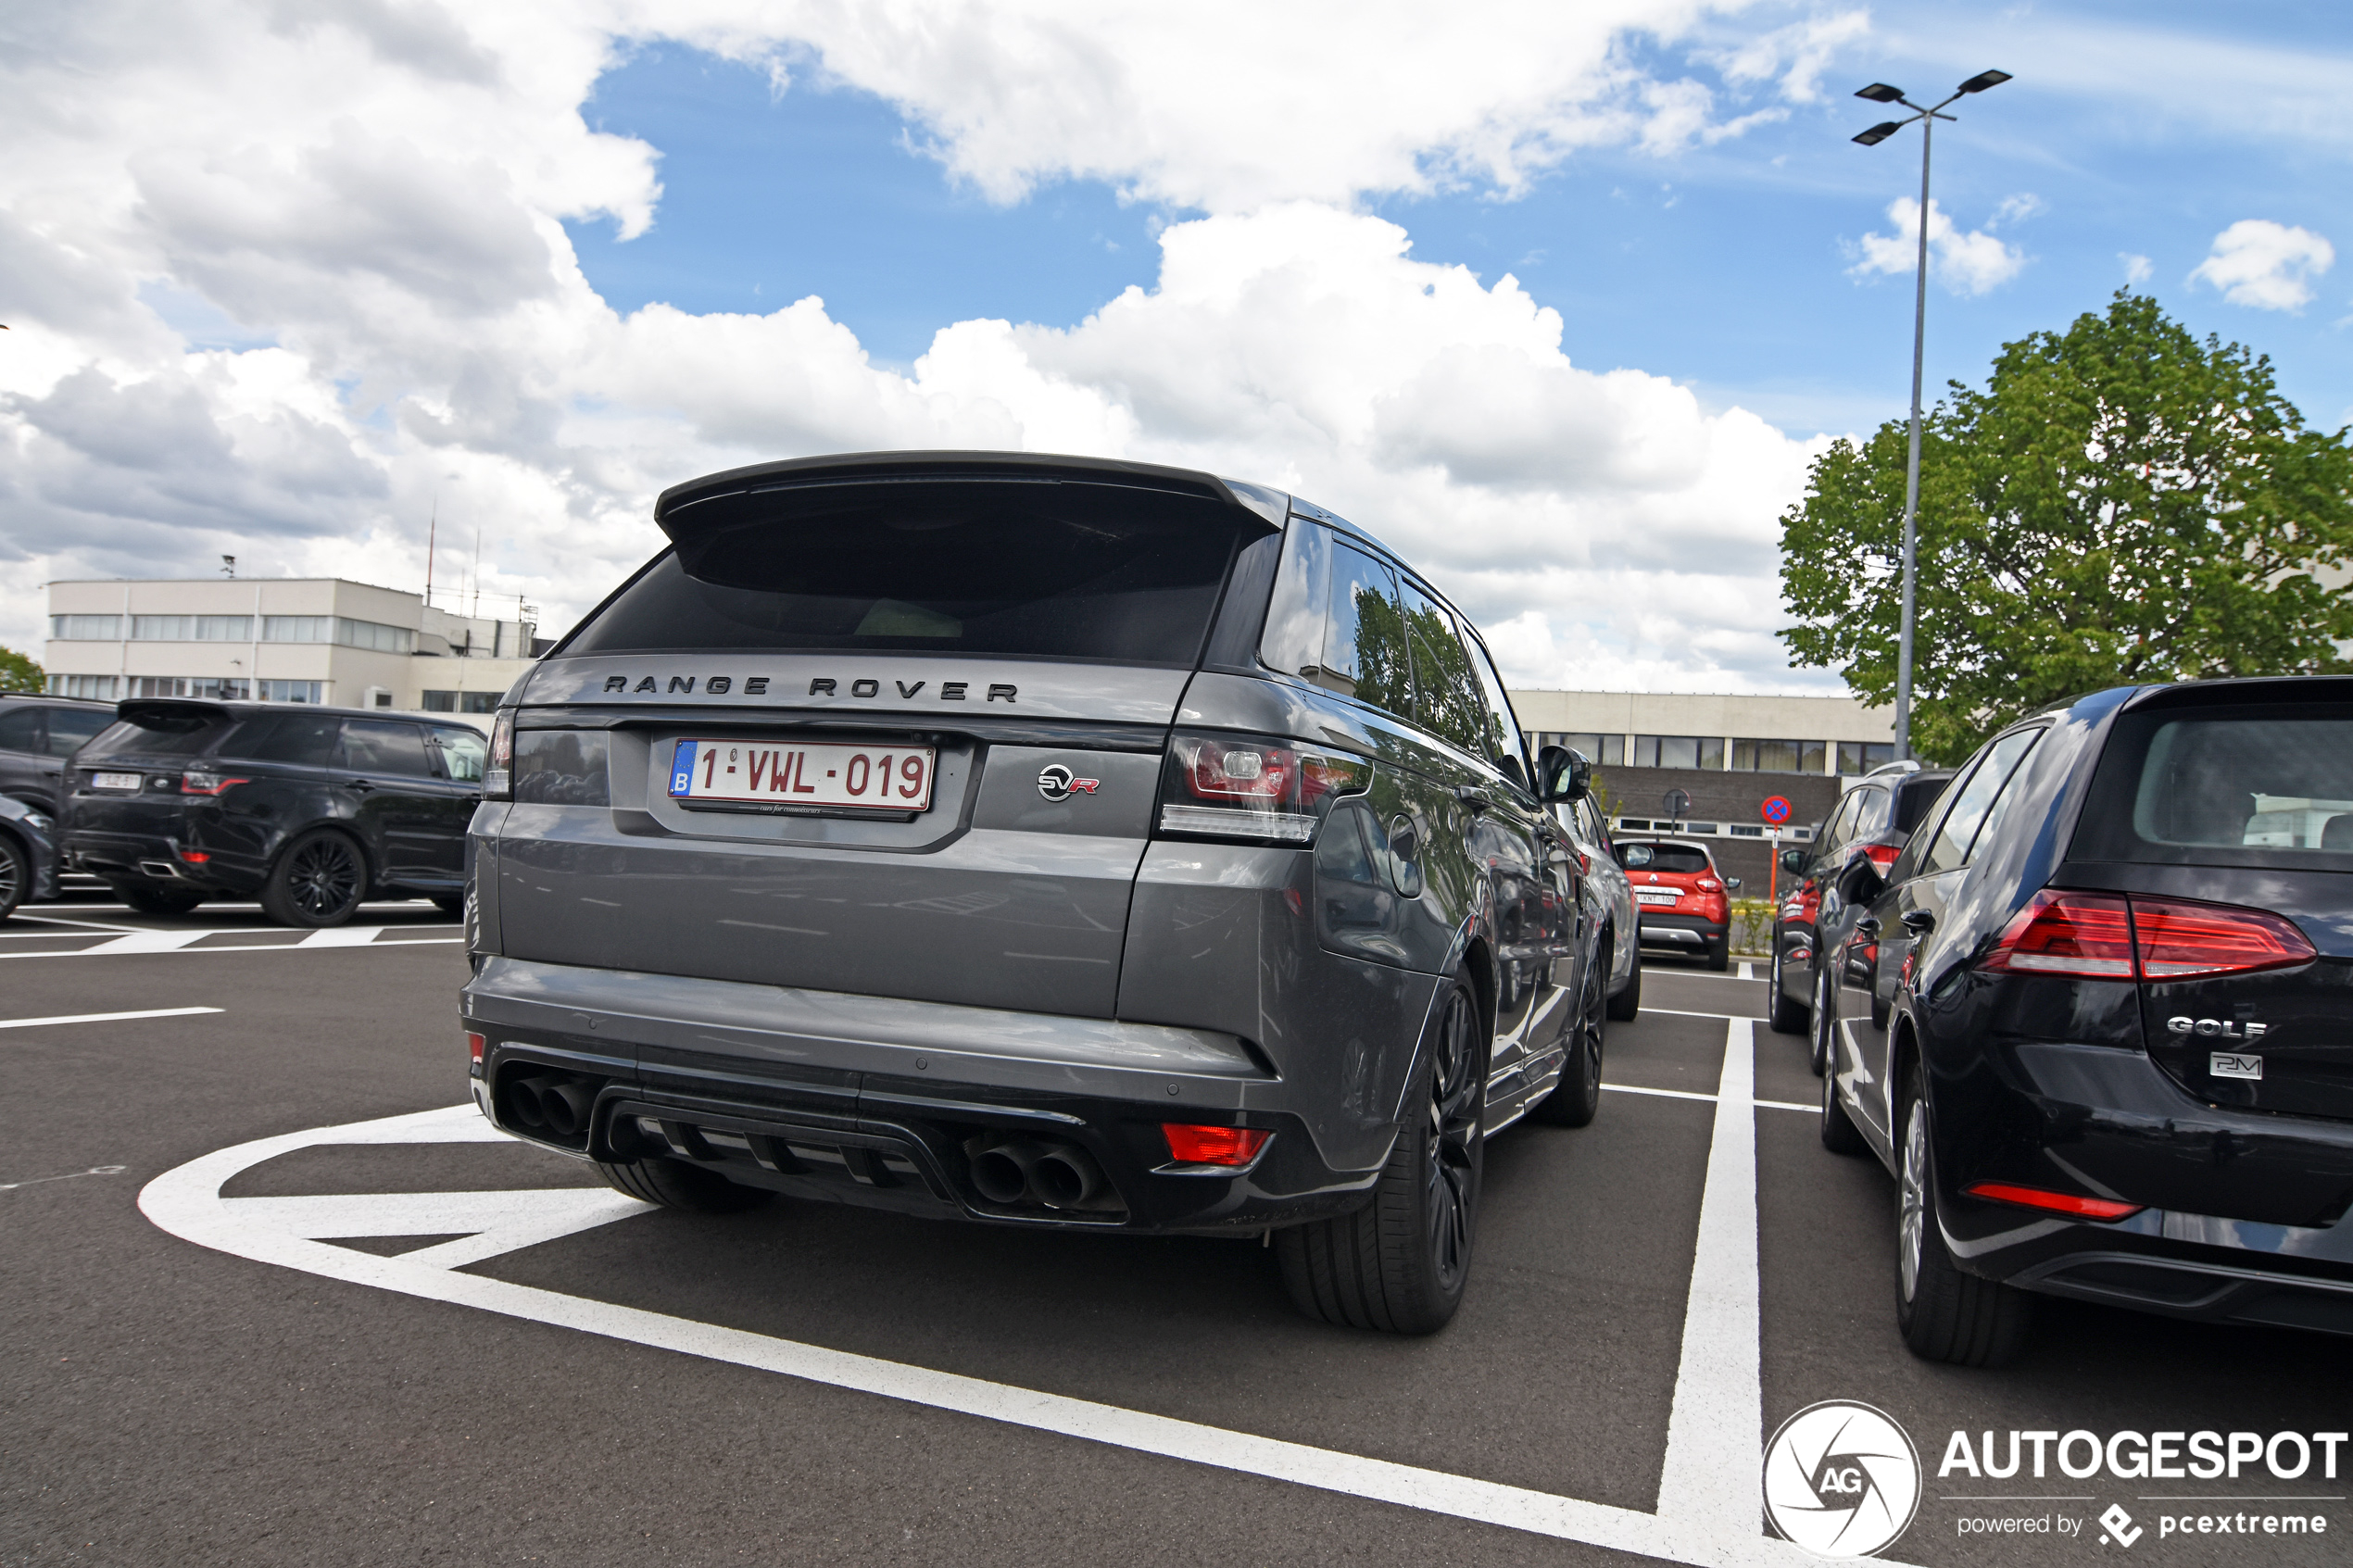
left=460, top=451, right=1610, bottom=1334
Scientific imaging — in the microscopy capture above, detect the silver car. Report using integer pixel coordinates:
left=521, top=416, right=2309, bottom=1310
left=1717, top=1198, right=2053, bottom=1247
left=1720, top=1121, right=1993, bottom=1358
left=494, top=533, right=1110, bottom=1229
left=460, top=452, right=1609, bottom=1334
left=1556, top=790, right=1641, bottom=1019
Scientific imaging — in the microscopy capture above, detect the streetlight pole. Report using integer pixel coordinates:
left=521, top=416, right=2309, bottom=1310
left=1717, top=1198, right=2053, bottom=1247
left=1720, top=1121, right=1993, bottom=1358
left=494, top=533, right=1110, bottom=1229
left=1852, top=69, right=2009, bottom=760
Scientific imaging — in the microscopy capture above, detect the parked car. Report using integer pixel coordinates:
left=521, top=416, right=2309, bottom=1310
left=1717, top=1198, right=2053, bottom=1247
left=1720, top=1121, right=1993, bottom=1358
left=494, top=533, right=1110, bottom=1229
left=1620, top=836, right=1737, bottom=971
left=1817, top=677, right=2353, bottom=1365
left=0, top=691, right=117, bottom=816
left=1767, top=763, right=1953, bottom=1039
left=0, top=792, right=60, bottom=922
left=1557, top=784, right=1642, bottom=1019
left=62, top=699, right=489, bottom=922
left=461, top=450, right=1606, bottom=1335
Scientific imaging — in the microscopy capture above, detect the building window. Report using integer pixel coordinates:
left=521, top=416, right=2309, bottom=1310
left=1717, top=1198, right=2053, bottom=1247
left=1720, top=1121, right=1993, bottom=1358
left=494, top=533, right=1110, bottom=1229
left=1730, top=739, right=1828, bottom=773
left=1837, top=741, right=1896, bottom=774
left=1629, top=734, right=1724, bottom=770
left=47, top=674, right=120, bottom=699
left=129, top=616, right=253, bottom=641
left=130, top=677, right=251, bottom=699
left=422, top=691, right=501, bottom=712
left=258, top=680, right=324, bottom=703
left=259, top=616, right=414, bottom=653
left=422, top=691, right=457, bottom=711
left=50, top=616, right=124, bottom=641
left=262, top=616, right=330, bottom=642
left=1529, top=731, right=1624, bottom=766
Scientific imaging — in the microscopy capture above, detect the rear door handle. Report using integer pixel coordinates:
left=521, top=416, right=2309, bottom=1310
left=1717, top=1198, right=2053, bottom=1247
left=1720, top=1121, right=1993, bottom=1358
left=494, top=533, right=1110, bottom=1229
left=346, top=778, right=376, bottom=793
left=1854, top=916, right=1881, bottom=939
left=1901, top=909, right=1936, bottom=936
left=1454, top=785, right=1492, bottom=810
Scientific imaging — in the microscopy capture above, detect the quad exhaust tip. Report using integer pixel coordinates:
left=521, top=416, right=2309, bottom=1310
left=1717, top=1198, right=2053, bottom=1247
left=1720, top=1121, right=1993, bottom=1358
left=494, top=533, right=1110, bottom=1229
left=970, top=1136, right=1105, bottom=1209
left=499, top=1072, right=598, bottom=1138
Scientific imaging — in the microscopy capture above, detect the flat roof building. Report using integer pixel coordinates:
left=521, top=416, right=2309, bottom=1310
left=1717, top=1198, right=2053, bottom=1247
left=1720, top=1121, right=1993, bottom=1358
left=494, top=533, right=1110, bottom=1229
left=44, top=577, right=545, bottom=713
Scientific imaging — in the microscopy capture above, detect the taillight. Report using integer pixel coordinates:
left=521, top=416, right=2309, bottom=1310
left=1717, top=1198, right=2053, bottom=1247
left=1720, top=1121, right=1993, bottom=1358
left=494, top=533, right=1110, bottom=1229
left=2133, top=897, right=2314, bottom=980
left=484, top=709, right=515, bottom=800
left=1862, top=843, right=1903, bottom=870
left=1696, top=877, right=1721, bottom=891
left=1157, top=732, right=1367, bottom=845
left=1981, top=892, right=2135, bottom=979
left=180, top=770, right=248, bottom=796
left=1981, top=891, right=2314, bottom=982
left=1162, top=1123, right=1270, bottom=1165
left=467, top=1032, right=485, bottom=1074
left=1963, top=1181, right=2142, bottom=1222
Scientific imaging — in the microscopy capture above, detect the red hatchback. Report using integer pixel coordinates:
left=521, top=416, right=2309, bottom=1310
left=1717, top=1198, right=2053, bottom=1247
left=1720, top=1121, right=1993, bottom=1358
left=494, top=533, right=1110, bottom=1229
left=1620, top=838, right=1734, bottom=971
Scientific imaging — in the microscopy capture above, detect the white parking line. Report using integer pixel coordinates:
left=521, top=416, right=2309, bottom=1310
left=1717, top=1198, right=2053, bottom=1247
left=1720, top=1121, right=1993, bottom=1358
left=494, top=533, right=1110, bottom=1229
left=1655, top=1019, right=1762, bottom=1537
left=0, top=936, right=461, bottom=961
left=1604, top=1083, right=1817, bottom=1114
left=1736, top=962, right=1755, bottom=981
left=0, top=1007, right=224, bottom=1031
left=143, top=1085, right=1902, bottom=1568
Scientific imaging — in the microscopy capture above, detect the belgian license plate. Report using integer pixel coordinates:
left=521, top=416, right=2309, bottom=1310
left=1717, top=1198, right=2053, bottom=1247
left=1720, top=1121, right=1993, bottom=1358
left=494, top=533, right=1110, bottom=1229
left=669, top=739, right=936, bottom=811
left=92, top=771, right=144, bottom=792
left=1634, top=890, right=1680, bottom=906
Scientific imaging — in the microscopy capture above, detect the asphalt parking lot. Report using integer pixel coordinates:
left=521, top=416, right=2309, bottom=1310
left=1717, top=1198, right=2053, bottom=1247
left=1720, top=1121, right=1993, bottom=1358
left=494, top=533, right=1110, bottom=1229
left=2, top=900, right=2345, bottom=1566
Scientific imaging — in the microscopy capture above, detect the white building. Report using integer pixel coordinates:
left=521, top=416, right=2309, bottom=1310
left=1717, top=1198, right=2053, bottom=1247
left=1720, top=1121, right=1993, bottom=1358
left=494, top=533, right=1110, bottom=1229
left=44, top=577, right=544, bottom=713
left=1508, top=688, right=1896, bottom=780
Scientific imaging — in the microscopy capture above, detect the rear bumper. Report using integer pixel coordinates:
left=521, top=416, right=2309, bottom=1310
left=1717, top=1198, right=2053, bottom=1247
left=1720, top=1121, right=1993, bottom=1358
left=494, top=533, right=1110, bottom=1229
left=66, top=827, right=266, bottom=894
left=1636, top=911, right=1727, bottom=947
left=460, top=956, right=1390, bottom=1235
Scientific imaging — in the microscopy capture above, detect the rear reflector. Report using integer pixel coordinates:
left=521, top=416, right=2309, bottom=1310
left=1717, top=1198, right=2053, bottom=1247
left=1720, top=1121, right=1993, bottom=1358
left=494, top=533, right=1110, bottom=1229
left=1162, top=1123, right=1270, bottom=1165
left=1964, top=1180, right=2143, bottom=1222
left=1862, top=843, right=1903, bottom=870
left=1980, top=891, right=2315, bottom=983
left=466, top=1032, right=485, bottom=1066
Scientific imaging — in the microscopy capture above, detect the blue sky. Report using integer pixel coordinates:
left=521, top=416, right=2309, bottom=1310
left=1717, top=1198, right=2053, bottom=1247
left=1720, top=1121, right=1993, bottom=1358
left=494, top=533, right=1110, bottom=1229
left=569, top=2, right=2353, bottom=447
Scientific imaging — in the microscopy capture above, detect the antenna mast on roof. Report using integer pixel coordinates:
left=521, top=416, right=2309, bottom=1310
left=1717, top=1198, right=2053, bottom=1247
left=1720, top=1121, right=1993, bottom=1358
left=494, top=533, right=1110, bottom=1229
left=424, top=495, right=437, bottom=609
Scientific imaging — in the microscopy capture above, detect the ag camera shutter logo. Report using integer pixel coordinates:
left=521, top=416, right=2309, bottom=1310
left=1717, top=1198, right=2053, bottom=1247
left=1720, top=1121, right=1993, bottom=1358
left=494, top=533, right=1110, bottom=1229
left=1762, top=1400, right=1922, bottom=1557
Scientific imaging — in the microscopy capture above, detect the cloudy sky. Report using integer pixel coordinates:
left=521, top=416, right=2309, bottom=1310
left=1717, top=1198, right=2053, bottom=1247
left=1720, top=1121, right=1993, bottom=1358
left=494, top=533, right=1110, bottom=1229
left=4, top=0, right=2348, bottom=693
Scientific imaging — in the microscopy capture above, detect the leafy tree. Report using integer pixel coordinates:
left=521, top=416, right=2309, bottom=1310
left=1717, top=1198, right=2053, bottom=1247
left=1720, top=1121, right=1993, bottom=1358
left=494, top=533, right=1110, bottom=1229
left=0, top=646, right=42, bottom=693
left=1780, top=292, right=2353, bottom=762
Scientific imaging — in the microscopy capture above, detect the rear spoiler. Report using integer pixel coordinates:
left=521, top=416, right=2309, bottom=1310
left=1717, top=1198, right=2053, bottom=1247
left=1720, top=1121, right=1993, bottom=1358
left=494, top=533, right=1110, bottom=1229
left=651, top=449, right=1289, bottom=542
left=116, top=698, right=233, bottom=733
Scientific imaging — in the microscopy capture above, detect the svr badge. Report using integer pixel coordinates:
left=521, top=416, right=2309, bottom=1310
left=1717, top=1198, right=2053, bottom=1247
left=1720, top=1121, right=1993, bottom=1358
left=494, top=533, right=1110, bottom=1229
left=1038, top=764, right=1101, bottom=802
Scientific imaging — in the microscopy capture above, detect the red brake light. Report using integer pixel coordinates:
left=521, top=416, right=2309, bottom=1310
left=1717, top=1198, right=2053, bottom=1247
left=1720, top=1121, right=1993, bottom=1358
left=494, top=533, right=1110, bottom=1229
left=1863, top=843, right=1903, bottom=869
left=2132, top=897, right=2314, bottom=980
left=178, top=849, right=210, bottom=864
left=467, top=1032, right=485, bottom=1065
left=1158, top=733, right=1367, bottom=845
left=1964, top=1181, right=2142, bottom=1222
left=1162, top=1123, right=1270, bottom=1165
left=1981, top=891, right=2314, bottom=983
left=180, top=771, right=248, bottom=796
left=1182, top=738, right=1295, bottom=801
left=1981, top=891, right=2135, bottom=979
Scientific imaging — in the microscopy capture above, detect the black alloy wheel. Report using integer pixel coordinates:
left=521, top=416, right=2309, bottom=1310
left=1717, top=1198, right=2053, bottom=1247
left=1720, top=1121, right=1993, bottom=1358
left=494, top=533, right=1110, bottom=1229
left=261, top=830, right=366, bottom=928
left=1767, top=941, right=1808, bottom=1034
left=1818, top=1014, right=1868, bottom=1155
left=1534, top=945, right=1605, bottom=1126
left=1893, top=1067, right=2031, bottom=1365
left=0, top=832, right=26, bottom=921
left=1277, top=969, right=1486, bottom=1334
left=1808, top=962, right=1837, bottom=1076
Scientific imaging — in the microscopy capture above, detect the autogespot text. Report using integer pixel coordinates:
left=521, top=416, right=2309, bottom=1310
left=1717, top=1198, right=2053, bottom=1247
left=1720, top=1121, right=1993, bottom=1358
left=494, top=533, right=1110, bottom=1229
left=1939, top=1428, right=2348, bottom=1481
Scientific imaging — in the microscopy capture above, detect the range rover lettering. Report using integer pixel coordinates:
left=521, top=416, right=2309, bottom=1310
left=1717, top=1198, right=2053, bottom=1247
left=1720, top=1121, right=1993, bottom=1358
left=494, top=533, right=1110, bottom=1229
left=460, top=451, right=1610, bottom=1333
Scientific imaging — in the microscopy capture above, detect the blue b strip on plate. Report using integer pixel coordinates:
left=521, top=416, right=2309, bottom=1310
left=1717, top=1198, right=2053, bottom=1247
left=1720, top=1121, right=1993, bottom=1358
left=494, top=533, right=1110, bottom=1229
left=670, top=739, right=697, bottom=797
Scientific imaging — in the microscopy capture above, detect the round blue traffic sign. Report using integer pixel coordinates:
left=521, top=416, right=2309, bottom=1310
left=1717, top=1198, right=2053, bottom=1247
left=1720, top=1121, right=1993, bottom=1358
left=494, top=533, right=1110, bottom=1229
left=1761, top=796, right=1793, bottom=824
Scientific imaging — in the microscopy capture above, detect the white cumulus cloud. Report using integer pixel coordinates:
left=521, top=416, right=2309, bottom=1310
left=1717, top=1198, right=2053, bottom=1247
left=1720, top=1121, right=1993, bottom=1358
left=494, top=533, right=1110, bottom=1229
left=2189, top=219, right=2335, bottom=311
left=1850, top=197, right=2029, bottom=296
left=0, top=0, right=1858, bottom=695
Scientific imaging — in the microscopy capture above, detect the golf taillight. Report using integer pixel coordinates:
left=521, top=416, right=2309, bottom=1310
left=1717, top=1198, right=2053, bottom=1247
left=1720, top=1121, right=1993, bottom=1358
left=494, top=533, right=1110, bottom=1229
left=1162, top=1123, right=1270, bottom=1165
left=1981, top=891, right=2314, bottom=982
left=1981, top=892, right=2135, bottom=979
left=1963, top=1181, right=2143, bottom=1222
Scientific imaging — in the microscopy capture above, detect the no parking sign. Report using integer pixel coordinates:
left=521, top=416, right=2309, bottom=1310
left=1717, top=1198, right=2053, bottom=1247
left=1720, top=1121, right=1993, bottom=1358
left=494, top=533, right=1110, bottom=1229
left=1760, top=796, right=1792, bottom=826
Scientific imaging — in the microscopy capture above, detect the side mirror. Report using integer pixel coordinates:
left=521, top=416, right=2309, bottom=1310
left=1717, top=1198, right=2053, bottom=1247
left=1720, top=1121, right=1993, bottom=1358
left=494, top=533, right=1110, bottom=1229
left=1536, top=745, right=1590, bottom=803
left=1779, top=847, right=1807, bottom=875
left=1723, top=875, right=1743, bottom=891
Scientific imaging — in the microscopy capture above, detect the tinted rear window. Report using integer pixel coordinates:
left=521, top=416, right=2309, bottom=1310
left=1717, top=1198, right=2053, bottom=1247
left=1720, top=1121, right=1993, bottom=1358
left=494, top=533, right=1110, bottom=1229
left=1622, top=843, right=1711, bottom=874
left=567, top=483, right=1251, bottom=667
left=83, top=716, right=232, bottom=759
left=225, top=713, right=344, bottom=767
left=2074, top=704, right=2353, bottom=870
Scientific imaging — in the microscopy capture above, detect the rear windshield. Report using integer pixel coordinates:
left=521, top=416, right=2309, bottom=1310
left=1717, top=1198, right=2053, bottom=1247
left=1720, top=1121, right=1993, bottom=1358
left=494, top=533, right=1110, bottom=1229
left=82, top=715, right=232, bottom=759
left=565, top=483, right=1252, bottom=667
left=1622, top=842, right=1712, bottom=874
left=2073, top=704, right=2353, bottom=870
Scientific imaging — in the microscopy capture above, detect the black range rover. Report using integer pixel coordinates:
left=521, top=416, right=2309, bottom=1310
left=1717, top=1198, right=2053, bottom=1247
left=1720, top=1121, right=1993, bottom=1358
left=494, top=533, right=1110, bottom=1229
left=64, top=699, right=489, bottom=923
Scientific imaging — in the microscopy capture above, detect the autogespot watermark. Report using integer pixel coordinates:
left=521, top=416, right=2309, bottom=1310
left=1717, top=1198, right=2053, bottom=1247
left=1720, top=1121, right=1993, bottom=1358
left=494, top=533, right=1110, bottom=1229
left=1937, top=1428, right=2347, bottom=1549
left=1762, top=1401, right=1924, bottom=1557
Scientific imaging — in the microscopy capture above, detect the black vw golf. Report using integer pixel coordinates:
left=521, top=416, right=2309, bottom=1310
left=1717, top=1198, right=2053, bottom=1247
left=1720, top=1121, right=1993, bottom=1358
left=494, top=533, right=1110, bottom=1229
left=63, top=699, right=488, bottom=924
left=1818, top=677, right=2353, bottom=1364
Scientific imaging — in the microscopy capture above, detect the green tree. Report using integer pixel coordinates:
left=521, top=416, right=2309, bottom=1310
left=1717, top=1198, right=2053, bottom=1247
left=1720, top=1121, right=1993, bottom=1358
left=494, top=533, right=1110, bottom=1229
left=0, top=646, right=41, bottom=692
left=1780, top=292, right=2353, bottom=762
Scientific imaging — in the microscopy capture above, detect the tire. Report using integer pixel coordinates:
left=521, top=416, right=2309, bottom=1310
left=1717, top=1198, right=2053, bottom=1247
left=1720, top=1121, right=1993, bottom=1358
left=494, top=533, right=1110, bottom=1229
left=0, top=831, right=27, bottom=921
left=1277, top=970, right=1485, bottom=1334
left=108, top=878, right=203, bottom=917
left=1767, top=941, right=1808, bottom=1034
left=1894, top=1066, right=2032, bottom=1366
left=430, top=892, right=465, bottom=916
left=1705, top=936, right=1730, bottom=972
left=1819, top=1025, right=1868, bottom=1155
left=1605, top=944, right=1642, bottom=1022
left=596, top=1157, right=773, bottom=1213
left=259, top=830, right=367, bottom=928
left=1808, top=962, right=1836, bottom=1076
left=1533, top=946, right=1605, bottom=1126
